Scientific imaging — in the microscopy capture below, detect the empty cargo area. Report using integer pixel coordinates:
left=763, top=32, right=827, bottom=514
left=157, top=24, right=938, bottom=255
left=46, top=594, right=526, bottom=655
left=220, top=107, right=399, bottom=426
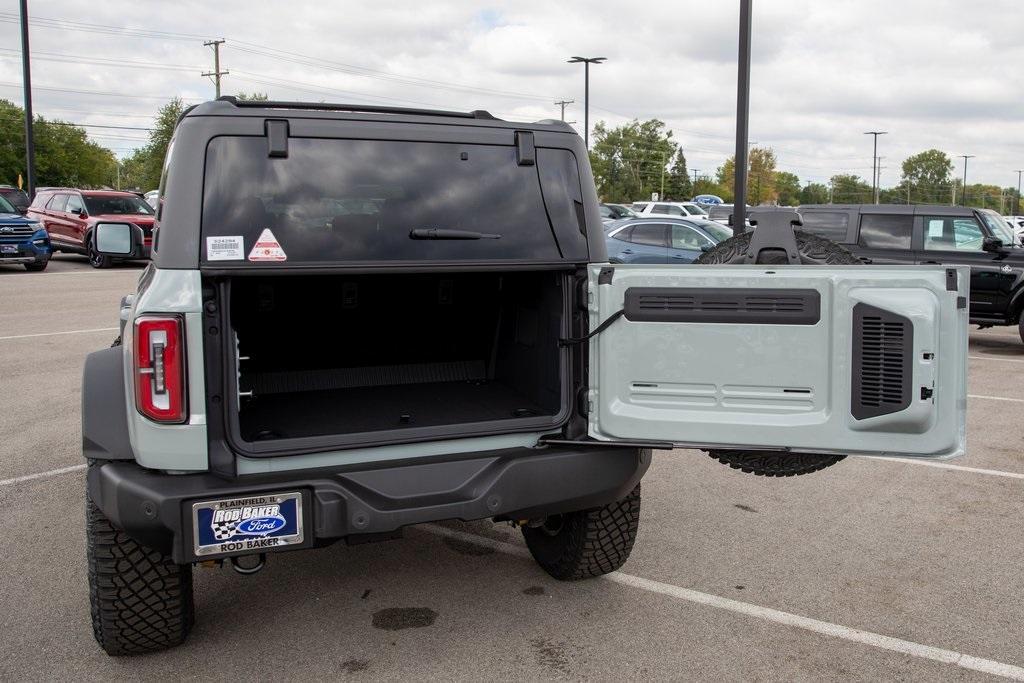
left=228, top=271, right=569, bottom=446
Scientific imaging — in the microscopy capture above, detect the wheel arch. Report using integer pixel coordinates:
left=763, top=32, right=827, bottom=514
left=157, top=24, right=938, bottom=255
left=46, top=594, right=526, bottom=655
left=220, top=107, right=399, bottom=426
left=82, top=346, right=136, bottom=461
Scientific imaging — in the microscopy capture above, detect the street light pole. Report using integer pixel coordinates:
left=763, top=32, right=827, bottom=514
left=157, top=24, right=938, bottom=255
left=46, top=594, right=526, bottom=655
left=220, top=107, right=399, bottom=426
left=19, top=0, right=35, bottom=198
left=863, top=131, right=887, bottom=204
left=958, top=155, right=974, bottom=207
left=1015, top=170, right=1023, bottom=215
left=568, top=57, right=605, bottom=149
left=733, top=0, right=752, bottom=233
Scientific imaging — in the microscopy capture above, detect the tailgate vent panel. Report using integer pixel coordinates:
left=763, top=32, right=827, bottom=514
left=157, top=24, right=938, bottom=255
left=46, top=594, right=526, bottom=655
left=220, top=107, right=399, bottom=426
left=852, top=303, right=913, bottom=420
left=623, top=287, right=820, bottom=324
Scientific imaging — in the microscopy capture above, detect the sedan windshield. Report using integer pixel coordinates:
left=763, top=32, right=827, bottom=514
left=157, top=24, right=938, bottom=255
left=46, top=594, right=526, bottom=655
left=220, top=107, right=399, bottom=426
left=84, top=195, right=155, bottom=216
left=0, top=195, right=16, bottom=214
left=979, top=210, right=1016, bottom=245
left=694, top=220, right=732, bottom=242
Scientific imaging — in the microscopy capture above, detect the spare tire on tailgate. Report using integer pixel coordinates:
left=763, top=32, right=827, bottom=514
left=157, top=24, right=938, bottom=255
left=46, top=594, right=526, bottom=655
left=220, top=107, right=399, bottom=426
left=693, top=227, right=860, bottom=476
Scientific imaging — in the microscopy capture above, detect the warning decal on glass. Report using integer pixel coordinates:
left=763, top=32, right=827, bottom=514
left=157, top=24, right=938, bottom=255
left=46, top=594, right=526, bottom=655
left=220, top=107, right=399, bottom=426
left=248, top=228, right=287, bottom=262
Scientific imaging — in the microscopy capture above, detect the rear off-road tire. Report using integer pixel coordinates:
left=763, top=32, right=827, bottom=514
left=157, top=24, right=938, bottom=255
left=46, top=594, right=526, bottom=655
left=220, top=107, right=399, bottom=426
left=694, top=228, right=857, bottom=476
left=86, top=487, right=193, bottom=655
left=523, top=484, right=640, bottom=580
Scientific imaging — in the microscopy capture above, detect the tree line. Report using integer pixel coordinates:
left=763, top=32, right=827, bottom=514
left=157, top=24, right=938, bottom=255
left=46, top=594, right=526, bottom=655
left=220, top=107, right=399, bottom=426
left=589, top=118, right=1021, bottom=212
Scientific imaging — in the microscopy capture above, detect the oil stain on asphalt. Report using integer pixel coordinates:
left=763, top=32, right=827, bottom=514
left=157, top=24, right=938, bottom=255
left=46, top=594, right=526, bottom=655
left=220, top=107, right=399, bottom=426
left=734, top=503, right=758, bottom=513
left=522, top=586, right=546, bottom=596
left=372, top=607, right=438, bottom=631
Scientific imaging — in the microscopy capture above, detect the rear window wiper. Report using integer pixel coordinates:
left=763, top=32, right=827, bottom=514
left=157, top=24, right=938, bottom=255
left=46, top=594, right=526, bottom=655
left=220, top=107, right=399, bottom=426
left=409, top=228, right=501, bottom=240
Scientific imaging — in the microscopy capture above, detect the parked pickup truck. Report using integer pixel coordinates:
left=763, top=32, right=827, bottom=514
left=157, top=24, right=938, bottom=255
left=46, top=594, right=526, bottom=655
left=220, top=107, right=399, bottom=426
left=82, top=97, right=968, bottom=655
left=796, top=204, right=1024, bottom=341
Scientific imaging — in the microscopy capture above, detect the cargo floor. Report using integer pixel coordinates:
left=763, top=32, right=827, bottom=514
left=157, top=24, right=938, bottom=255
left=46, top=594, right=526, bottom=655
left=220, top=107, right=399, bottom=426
left=238, top=380, right=550, bottom=441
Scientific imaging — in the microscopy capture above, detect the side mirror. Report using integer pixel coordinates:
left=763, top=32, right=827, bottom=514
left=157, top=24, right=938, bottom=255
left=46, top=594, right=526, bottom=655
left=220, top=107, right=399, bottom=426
left=93, top=222, right=143, bottom=256
left=982, top=236, right=1004, bottom=253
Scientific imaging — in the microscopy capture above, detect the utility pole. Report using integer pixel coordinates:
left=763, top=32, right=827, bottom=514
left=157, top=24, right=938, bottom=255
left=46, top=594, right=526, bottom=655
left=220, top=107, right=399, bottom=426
left=567, top=57, right=605, bottom=148
left=203, top=39, right=228, bottom=98
left=863, top=131, right=887, bottom=204
left=1015, top=170, right=1023, bottom=215
left=660, top=153, right=666, bottom=200
left=19, top=0, right=35, bottom=198
left=733, top=0, right=753, bottom=233
left=692, top=169, right=701, bottom=189
left=554, top=99, right=574, bottom=122
left=958, top=155, right=974, bottom=207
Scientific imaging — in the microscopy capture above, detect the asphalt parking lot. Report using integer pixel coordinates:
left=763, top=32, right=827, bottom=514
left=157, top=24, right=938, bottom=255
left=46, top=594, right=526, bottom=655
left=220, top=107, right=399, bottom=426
left=1, top=254, right=1023, bottom=681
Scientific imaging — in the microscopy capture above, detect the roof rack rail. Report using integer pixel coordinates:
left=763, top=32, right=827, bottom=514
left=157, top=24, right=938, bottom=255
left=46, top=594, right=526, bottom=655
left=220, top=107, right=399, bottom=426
left=216, top=96, right=498, bottom=120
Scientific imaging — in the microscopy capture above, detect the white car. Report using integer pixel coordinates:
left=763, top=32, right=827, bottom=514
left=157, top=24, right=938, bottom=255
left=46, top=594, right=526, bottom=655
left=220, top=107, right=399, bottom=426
left=144, top=190, right=159, bottom=209
left=630, top=201, right=708, bottom=219
left=1003, top=215, right=1024, bottom=243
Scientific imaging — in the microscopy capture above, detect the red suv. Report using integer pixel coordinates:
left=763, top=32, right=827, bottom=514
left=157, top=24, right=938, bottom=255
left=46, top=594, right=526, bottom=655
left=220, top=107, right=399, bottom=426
left=27, top=188, right=155, bottom=268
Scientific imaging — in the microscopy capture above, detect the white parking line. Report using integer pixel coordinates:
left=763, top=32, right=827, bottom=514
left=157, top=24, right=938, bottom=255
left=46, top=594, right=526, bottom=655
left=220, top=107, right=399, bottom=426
left=0, top=464, right=85, bottom=487
left=968, top=355, right=1024, bottom=363
left=969, top=394, right=1024, bottom=403
left=0, top=327, right=118, bottom=341
left=420, top=524, right=1024, bottom=681
left=873, top=457, right=1024, bottom=480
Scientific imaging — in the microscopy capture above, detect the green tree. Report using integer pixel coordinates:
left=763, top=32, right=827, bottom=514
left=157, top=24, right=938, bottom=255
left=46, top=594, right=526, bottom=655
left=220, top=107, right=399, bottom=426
left=236, top=91, right=269, bottom=101
left=589, top=119, right=676, bottom=202
left=829, top=174, right=872, bottom=203
left=774, top=171, right=801, bottom=206
left=0, top=99, right=117, bottom=188
left=715, top=147, right=777, bottom=205
left=693, top=176, right=731, bottom=203
left=120, top=98, right=188, bottom=191
left=901, top=149, right=952, bottom=204
left=799, top=182, right=829, bottom=204
left=663, top=149, right=691, bottom=201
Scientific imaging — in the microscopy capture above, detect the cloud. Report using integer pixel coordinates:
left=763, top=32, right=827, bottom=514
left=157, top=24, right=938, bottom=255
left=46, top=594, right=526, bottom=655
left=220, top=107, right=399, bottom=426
left=0, top=0, right=1020, bottom=187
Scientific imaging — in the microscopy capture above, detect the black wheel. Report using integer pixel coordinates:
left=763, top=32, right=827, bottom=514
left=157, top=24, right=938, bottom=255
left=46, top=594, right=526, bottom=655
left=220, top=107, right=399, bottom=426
left=87, top=236, right=111, bottom=269
left=1018, top=318, right=1024, bottom=345
left=24, top=260, right=48, bottom=272
left=86, top=485, right=193, bottom=655
left=523, top=484, right=640, bottom=580
left=694, top=229, right=857, bottom=476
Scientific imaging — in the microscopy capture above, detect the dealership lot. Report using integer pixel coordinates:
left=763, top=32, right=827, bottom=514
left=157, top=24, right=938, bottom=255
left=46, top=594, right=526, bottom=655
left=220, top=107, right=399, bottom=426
left=1, top=256, right=1023, bottom=680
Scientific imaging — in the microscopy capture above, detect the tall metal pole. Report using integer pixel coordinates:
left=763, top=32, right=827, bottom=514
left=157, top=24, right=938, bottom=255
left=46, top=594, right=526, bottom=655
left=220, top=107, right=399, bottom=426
left=1011, top=169, right=1019, bottom=215
left=863, top=131, right=887, bottom=204
left=733, top=0, right=752, bottom=233
left=584, top=61, right=589, bottom=148
left=19, top=0, right=35, bottom=198
left=568, top=57, right=605, bottom=149
left=958, top=155, right=974, bottom=207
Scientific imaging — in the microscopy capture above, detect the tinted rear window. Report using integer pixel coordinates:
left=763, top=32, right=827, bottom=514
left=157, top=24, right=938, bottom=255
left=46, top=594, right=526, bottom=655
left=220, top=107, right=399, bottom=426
left=858, top=214, right=913, bottom=250
left=800, top=212, right=850, bottom=242
left=0, top=188, right=29, bottom=209
left=201, top=137, right=573, bottom=264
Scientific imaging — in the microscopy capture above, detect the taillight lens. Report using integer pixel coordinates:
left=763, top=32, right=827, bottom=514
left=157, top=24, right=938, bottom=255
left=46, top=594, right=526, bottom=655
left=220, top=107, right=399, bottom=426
left=134, top=315, right=187, bottom=423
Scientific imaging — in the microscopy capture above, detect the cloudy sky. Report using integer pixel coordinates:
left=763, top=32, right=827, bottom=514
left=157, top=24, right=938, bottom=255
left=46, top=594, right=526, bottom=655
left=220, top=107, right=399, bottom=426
left=1, top=0, right=1021, bottom=190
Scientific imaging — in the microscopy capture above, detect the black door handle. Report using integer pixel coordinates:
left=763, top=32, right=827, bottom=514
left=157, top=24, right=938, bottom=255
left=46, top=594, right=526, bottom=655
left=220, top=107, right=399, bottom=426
left=858, top=257, right=873, bottom=264
left=921, top=260, right=941, bottom=265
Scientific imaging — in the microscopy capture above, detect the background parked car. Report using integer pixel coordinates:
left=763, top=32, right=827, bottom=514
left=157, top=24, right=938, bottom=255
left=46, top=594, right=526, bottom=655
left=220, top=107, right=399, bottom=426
left=0, top=193, right=51, bottom=271
left=0, top=185, right=31, bottom=215
left=630, top=201, right=709, bottom=218
left=707, top=203, right=753, bottom=228
left=599, top=203, right=639, bottom=222
left=1003, top=215, right=1024, bottom=243
left=144, top=190, right=160, bottom=209
left=604, top=216, right=732, bottom=263
left=27, top=188, right=155, bottom=268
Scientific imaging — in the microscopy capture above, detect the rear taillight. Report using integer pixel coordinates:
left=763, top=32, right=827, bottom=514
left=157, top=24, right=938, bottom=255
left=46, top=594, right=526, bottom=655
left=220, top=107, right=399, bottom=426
left=134, top=315, right=187, bottom=424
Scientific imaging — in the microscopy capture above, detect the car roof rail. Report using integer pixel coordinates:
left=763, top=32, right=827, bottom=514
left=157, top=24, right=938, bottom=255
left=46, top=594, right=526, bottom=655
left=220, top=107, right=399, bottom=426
left=215, top=95, right=499, bottom=121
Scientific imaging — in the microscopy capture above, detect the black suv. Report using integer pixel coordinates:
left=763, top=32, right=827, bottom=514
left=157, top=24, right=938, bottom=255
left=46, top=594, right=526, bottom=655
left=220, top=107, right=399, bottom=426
left=81, top=98, right=968, bottom=655
left=797, top=204, right=1024, bottom=339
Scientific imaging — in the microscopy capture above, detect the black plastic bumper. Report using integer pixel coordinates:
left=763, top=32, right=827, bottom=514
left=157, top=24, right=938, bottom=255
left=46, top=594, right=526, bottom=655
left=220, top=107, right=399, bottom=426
left=88, top=445, right=650, bottom=564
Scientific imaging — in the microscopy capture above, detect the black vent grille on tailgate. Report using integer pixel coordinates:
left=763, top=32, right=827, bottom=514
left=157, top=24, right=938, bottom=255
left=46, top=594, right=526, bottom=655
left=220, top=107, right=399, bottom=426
left=852, top=303, right=913, bottom=420
left=623, top=287, right=820, bottom=324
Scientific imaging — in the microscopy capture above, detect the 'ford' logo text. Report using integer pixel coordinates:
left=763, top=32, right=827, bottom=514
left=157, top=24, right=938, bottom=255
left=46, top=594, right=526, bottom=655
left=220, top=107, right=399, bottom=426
left=235, top=516, right=286, bottom=536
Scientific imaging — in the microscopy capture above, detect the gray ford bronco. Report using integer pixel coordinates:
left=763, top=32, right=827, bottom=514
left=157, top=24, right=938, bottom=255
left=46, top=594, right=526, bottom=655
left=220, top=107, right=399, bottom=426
left=82, top=97, right=969, bottom=655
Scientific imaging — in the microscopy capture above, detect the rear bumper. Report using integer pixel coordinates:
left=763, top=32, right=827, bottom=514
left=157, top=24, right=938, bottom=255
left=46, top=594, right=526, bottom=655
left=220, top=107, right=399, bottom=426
left=88, top=445, right=651, bottom=564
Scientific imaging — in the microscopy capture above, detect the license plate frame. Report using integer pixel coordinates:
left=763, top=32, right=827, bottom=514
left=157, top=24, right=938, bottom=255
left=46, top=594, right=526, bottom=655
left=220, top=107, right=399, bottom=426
left=0, top=245, right=17, bottom=254
left=191, top=491, right=304, bottom=558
